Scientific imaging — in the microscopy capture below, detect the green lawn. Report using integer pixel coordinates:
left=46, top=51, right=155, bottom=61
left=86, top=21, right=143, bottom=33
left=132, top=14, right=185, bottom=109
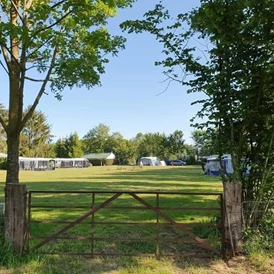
left=0, top=165, right=222, bottom=197
left=1, top=166, right=273, bottom=273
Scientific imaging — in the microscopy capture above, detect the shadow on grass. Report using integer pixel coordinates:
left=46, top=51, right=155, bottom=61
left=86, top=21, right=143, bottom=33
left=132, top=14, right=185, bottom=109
left=20, top=181, right=222, bottom=194
left=0, top=166, right=222, bottom=201
left=61, top=167, right=221, bottom=183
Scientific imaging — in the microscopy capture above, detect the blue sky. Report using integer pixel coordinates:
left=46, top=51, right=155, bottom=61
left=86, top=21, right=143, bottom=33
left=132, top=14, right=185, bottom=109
left=1, top=0, right=203, bottom=144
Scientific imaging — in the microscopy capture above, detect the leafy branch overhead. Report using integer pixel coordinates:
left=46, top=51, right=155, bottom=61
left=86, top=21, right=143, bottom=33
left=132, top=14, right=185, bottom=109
left=0, top=0, right=135, bottom=185
left=1, top=0, right=134, bottom=101
left=121, top=4, right=194, bottom=82
left=121, top=0, right=274, bottom=228
left=120, top=4, right=215, bottom=128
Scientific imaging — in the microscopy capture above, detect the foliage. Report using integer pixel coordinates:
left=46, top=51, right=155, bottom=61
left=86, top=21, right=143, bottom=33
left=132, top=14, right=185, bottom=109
left=113, top=138, right=137, bottom=165
left=82, top=123, right=111, bottom=153
left=20, top=106, right=54, bottom=158
left=191, top=130, right=218, bottom=157
left=0, top=159, right=7, bottom=170
left=81, top=125, right=191, bottom=164
left=137, top=132, right=167, bottom=159
left=105, top=131, right=124, bottom=154
left=82, top=125, right=138, bottom=164
left=55, top=132, right=83, bottom=158
left=121, top=0, right=274, bottom=228
left=65, top=132, right=83, bottom=158
left=0, top=105, right=7, bottom=153
left=184, top=144, right=196, bottom=159
left=165, top=130, right=185, bottom=157
left=54, top=138, right=67, bottom=158
left=66, top=124, right=197, bottom=164
left=0, top=0, right=136, bottom=184
left=0, top=105, right=54, bottom=158
left=244, top=212, right=274, bottom=253
left=186, top=156, right=197, bottom=165
left=130, top=131, right=187, bottom=161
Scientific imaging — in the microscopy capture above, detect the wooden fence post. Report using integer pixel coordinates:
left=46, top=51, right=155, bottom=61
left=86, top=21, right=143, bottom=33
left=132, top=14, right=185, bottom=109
left=223, top=182, right=243, bottom=256
left=5, top=184, right=27, bottom=253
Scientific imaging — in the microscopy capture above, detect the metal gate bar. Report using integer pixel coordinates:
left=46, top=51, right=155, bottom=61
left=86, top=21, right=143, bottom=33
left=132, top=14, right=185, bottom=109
left=28, top=190, right=224, bottom=258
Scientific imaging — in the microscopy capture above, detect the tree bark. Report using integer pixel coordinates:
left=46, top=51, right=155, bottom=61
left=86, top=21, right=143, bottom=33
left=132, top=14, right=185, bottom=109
left=5, top=0, right=22, bottom=185
left=5, top=184, right=27, bottom=253
left=6, top=133, right=20, bottom=184
left=5, top=134, right=24, bottom=254
left=223, top=182, right=243, bottom=256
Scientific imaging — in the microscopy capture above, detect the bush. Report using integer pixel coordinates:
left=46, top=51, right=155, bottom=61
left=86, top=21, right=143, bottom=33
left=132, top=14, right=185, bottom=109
left=186, top=156, right=199, bottom=165
left=0, top=158, right=7, bottom=170
left=244, top=214, right=274, bottom=253
left=0, top=211, right=4, bottom=237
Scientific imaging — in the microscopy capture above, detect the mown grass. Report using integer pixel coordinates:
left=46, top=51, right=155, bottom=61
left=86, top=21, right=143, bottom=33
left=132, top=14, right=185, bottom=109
left=0, top=166, right=273, bottom=273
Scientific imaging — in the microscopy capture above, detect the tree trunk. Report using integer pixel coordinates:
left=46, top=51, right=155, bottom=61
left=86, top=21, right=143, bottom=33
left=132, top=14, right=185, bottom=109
left=223, top=182, right=243, bottom=256
left=4, top=134, right=24, bottom=254
left=6, top=133, right=20, bottom=184
left=5, top=19, right=24, bottom=251
left=5, top=184, right=27, bottom=253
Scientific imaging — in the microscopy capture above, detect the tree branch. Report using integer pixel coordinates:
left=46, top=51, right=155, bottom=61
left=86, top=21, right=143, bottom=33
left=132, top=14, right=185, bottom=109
left=11, top=0, right=24, bottom=23
left=33, top=9, right=75, bottom=37
left=50, top=0, right=67, bottom=9
left=156, top=78, right=172, bottom=96
left=21, top=47, right=58, bottom=130
left=0, top=60, right=9, bottom=74
left=26, top=0, right=34, bottom=10
left=0, top=115, right=8, bottom=133
left=26, top=35, right=54, bottom=60
left=1, top=44, right=11, bottom=70
left=1, top=42, right=23, bottom=71
left=148, top=24, right=190, bottom=74
left=25, top=76, right=45, bottom=82
left=19, top=0, right=29, bottom=112
left=26, top=65, right=50, bottom=71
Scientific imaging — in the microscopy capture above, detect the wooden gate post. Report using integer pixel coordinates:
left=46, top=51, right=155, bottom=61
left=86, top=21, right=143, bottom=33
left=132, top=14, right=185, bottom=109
left=5, top=184, right=27, bottom=254
left=223, top=182, right=243, bottom=256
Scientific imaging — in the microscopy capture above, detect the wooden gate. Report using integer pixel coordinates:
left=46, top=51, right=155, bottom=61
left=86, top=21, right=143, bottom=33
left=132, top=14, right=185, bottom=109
left=28, top=191, right=225, bottom=258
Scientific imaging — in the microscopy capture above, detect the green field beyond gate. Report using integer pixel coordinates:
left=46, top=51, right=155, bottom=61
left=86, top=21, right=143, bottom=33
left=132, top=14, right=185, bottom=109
left=0, top=166, right=230, bottom=273
left=0, top=165, right=222, bottom=196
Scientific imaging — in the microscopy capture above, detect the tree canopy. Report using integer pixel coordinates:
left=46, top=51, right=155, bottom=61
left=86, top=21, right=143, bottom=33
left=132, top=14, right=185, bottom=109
left=20, top=106, right=53, bottom=157
left=79, top=123, right=192, bottom=164
left=191, top=130, right=216, bottom=157
left=82, top=123, right=111, bottom=153
left=55, top=132, right=83, bottom=158
left=121, top=0, right=274, bottom=228
left=0, top=0, right=135, bottom=184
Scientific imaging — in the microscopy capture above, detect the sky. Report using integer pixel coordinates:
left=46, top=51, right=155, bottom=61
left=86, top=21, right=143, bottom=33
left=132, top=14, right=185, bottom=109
left=1, top=0, right=203, bottom=144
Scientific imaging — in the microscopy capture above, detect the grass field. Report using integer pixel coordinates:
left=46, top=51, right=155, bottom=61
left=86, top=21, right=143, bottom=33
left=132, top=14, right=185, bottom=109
left=0, top=166, right=273, bottom=274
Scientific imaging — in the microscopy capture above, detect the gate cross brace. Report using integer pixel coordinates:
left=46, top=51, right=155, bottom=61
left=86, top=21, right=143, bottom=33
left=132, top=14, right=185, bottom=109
left=130, top=193, right=220, bottom=255
left=34, top=193, right=122, bottom=249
